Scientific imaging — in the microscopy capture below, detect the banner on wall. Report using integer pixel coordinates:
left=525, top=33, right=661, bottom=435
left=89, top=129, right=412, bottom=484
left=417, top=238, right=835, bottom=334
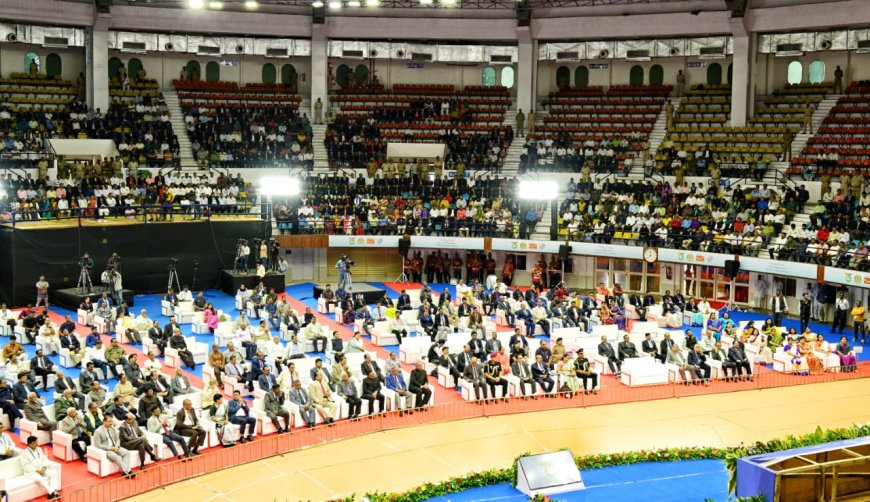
left=328, top=235, right=401, bottom=248
left=411, top=236, right=484, bottom=250
left=491, top=238, right=561, bottom=253
left=657, top=248, right=732, bottom=268
left=739, top=257, right=818, bottom=279
left=823, top=267, right=870, bottom=288
left=570, top=242, right=643, bottom=260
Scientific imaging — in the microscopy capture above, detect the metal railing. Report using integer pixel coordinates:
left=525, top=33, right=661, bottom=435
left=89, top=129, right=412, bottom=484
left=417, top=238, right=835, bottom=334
left=58, top=365, right=869, bottom=502
left=4, top=202, right=272, bottom=228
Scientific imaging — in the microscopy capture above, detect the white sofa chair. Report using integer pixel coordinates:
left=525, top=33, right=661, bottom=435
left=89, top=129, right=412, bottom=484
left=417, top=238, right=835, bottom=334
left=87, top=444, right=152, bottom=477
left=18, top=405, right=55, bottom=445
left=620, top=357, right=670, bottom=386
left=0, top=450, right=62, bottom=502
left=51, top=429, right=82, bottom=461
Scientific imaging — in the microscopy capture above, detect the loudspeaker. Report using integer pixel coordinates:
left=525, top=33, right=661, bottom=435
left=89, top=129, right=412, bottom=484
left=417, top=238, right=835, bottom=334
left=398, top=238, right=410, bottom=259
left=724, top=259, right=739, bottom=278
left=558, top=244, right=571, bottom=261
left=313, top=5, right=325, bottom=24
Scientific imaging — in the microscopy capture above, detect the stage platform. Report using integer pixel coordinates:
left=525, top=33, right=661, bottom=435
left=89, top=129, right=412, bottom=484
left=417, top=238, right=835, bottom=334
left=313, top=283, right=385, bottom=304
left=219, top=270, right=286, bottom=296
left=53, top=288, right=135, bottom=310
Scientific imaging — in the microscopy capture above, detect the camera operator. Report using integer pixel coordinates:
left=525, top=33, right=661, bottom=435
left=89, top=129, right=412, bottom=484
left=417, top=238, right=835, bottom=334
left=269, top=239, right=281, bottom=271
left=336, top=255, right=353, bottom=289
left=237, top=239, right=251, bottom=273
left=258, top=239, right=268, bottom=266
left=79, top=252, right=95, bottom=293
left=110, top=269, right=123, bottom=306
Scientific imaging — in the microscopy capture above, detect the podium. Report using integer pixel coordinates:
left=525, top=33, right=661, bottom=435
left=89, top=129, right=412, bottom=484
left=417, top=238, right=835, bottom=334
left=515, top=451, right=585, bottom=497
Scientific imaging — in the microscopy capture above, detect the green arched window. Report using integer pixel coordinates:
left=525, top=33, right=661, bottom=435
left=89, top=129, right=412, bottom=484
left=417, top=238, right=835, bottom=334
left=501, top=66, right=515, bottom=89
left=555, top=66, right=570, bottom=89
left=787, top=61, right=803, bottom=85
left=727, top=63, right=733, bottom=84
left=205, top=62, right=220, bottom=82
left=649, top=64, right=664, bottom=86
left=262, top=63, right=277, bottom=84
left=45, top=54, right=62, bottom=78
left=482, top=66, right=496, bottom=87
left=574, top=65, right=589, bottom=87
left=354, top=64, right=369, bottom=87
left=281, top=64, right=298, bottom=88
left=25, top=52, right=41, bottom=75
left=128, top=58, right=143, bottom=81
left=629, top=65, right=644, bottom=86
left=186, top=61, right=201, bottom=81
left=108, top=57, right=122, bottom=80
left=336, top=64, right=351, bottom=88
left=808, top=60, right=825, bottom=84
left=706, top=63, right=723, bottom=85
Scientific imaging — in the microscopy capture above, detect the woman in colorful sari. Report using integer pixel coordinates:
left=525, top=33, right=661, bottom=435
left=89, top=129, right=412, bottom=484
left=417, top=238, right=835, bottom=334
left=720, top=311, right=737, bottom=333
left=835, top=337, right=858, bottom=372
left=814, top=334, right=839, bottom=369
left=203, top=303, right=220, bottom=333
left=599, top=305, right=615, bottom=326
left=611, top=305, right=626, bottom=331
left=341, top=295, right=356, bottom=325
left=706, top=312, right=724, bottom=341
left=556, top=354, right=580, bottom=397
left=799, top=337, right=823, bottom=375
left=782, top=337, right=808, bottom=374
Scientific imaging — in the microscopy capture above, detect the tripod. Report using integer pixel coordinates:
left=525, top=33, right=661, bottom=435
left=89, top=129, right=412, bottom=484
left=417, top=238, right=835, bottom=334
left=394, top=256, right=409, bottom=283
left=167, top=266, right=181, bottom=293
left=191, top=261, right=200, bottom=291
left=77, top=265, right=93, bottom=294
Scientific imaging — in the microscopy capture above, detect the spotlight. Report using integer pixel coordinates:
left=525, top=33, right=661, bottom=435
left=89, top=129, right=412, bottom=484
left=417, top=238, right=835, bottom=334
left=312, top=0, right=324, bottom=5
left=328, top=0, right=342, bottom=7
left=188, top=0, right=204, bottom=8
left=260, top=177, right=301, bottom=197
left=244, top=0, right=258, bottom=8
left=517, top=180, right=558, bottom=200
left=209, top=0, right=223, bottom=7
left=441, top=0, right=456, bottom=5
left=419, top=0, right=433, bottom=4
left=348, top=0, right=361, bottom=6
left=366, top=0, right=379, bottom=5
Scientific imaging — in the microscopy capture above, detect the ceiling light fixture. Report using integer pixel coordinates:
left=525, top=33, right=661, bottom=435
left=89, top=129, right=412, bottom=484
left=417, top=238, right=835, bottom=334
left=348, top=0, right=361, bottom=6
left=188, top=0, right=204, bottom=8
left=209, top=0, right=223, bottom=8
left=328, top=0, right=342, bottom=8
left=366, top=0, right=379, bottom=5
left=441, top=0, right=457, bottom=6
left=312, top=0, right=324, bottom=6
left=244, top=0, right=258, bottom=8
left=419, top=0, right=433, bottom=4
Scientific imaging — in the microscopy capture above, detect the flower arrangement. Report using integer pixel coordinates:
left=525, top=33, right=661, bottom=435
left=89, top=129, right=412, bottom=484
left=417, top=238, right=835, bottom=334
left=342, top=423, right=870, bottom=502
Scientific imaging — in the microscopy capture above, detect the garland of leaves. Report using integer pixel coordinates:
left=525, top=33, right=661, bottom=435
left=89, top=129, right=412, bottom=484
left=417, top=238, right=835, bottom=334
left=337, top=423, right=870, bottom=502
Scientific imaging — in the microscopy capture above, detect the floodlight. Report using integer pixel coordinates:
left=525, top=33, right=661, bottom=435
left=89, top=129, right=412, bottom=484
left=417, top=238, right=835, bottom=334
left=348, top=0, right=361, bottom=6
left=260, top=177, right=301, bottom=197
left=329, top=0, right=342, bottom=7
left=244, top=0, right=258, bottom=8
left=312, top=0, right=324, bottom=6
left=517, top=180, right=558, bottom=200
left=209, top=0, right=223, bottom=8
left=441, top=0, right=456, bottom=5
left=188, top=0, right=204, bottom=8
left=419, top=0, right=433, bottom=4
left=366, top=0, right=379, bottom=6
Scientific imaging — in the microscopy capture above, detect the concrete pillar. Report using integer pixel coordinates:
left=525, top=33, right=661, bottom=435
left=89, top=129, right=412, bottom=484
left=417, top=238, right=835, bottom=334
left=310, top=26, right=328, bottom=121
left=729, top=18, right=755, bottom=127
left=516, top=27, right=536, bottom=114
left=86, top=18, right=110, bottom=113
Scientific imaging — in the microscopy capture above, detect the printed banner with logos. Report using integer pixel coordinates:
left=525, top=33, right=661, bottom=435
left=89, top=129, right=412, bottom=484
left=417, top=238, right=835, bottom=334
left=411, top=236, right=484, bottom=250
left=491, top=238, right=562, bottom=253
left=739, top=257, right=818, bottom=280
left=823, top=267, right=870, bottom=288
left=328, top=235, right=401, bottom=248
left=657, top=248, right=732, bottom=268
left=570, top=242, right=643, bottom=260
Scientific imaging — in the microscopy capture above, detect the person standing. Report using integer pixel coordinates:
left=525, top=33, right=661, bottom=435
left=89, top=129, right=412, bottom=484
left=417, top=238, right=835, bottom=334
left=314, top=98, right=323, bottom=125
left=515, top=109, right=525, bottom=137
left=833, top=292, right=850, bottom=335
left=35, top=276, right=50, bottom=308
left=675, top=70, right=686, bottom=97
left=770, top=289, right=788, bottom=327
left=527, top=110, right=535, bottom=135
left=751, top=275, right=769, bottom=310
left=851, top=300, right=865, bottom=344
left=833, top=65, right=844, bottom=94
left=799, top=293, right=812, bottom=334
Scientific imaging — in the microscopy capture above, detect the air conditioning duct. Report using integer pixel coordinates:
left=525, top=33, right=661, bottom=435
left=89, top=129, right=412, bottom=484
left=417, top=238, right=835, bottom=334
left=197, top=45, right=221, bottom=56
left=266, top=48, right=289, bottom=58
left=698, top=46, right=726, bottom=59
left=555, top=51, right=579, bottom=61
left=410, top=52, right=433, bottom=62
left=43, top=36, right=69, bottom=49
left=121, top=41, right=147, bottom=54
left=856, top=40, right=870, bottom=54
left=342, top=49, right=364, bottom=58
left=625, top=49, right=651, bottom=62
left=775, top=43, right=803, bottom=57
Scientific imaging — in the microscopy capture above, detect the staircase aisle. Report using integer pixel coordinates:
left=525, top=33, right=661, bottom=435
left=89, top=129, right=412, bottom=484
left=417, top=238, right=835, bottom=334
left=162, top=90, right=198, bottom=171
left=789, top=94, right=841, bottom=160
left=648, top=97, right=679, bottom=157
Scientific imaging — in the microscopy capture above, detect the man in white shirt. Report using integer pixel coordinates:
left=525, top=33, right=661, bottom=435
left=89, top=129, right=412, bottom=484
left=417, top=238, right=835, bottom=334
left=20, top=435, right=61, bottom=499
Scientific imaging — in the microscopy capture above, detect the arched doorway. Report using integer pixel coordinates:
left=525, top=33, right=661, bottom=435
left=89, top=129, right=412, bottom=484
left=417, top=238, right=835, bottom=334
left=45, top=54, right=62, bottom=78
left=706, top=63, right=723, bottom=85
left=808, top=60, right=825, bottom=84
left=186, top=61, right=201, bottom=81
left=629, top=65, right=644, bottom=86
left=354, top=64, right=369, bottom=87
left=556, top=66, right=570, bottom=90
left=108, top=56, right=122, bottom=80
left=25, top=52, right=41, bottom=75
left=281, top=64, right=298, bottom=89
left=501, top=66, right=515, bottom=88
left=205, top=62, right=220, bottom=82
left=787, top=61, right=803, bottom=85
left=482, top=66, right=496, bottom=87
left=336, top=64, right=351, bottom=88
left=262, top=63, right=277, bottom=84
left=574, top=66, right=589, bottom=87
left=649, top=64, right=664, bottom=86
left=127, top=58, right=143, bottom=81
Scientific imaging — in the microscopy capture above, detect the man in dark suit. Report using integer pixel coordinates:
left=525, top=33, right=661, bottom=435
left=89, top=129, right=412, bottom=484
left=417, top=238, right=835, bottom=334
left=457, top=298, right=472, bottom=318
left=143, top=371, right=174, bottom=405
left=456, top=345, right=473, bottom=374
left=658, top=333, right=675, bottom=363
left=641, top=333, right=658, bottom=360
left=427, top=340, right=445, bottom=373
left=119, top=413, right=157, bottom=470
left=485, top=333, right=502, bottom=355
left=408, top=360, right=433, bottom=409
left=257, top=365, right=278, bottom=392
left=147, top=321, right=166, bottom=356
left=468, top=332, right=486, bottom=361
left=360, top=354, right=384, bottom=383
left=462, top=357, right=488, bottom=402
left=54, top=370, right=86, bottom=409
left=710, top=341, right=736, bottom=381
left=597, top=335, right=622, bottom=376
left=566, top=301, right=586, bottom=331
left=396, top=291, right=412, bottom=311
left=617, top=335, right=638, bottom=361
left=123, top=355, right=146, bottom=390
left=530, top=354, right=554, bottom=397
left=728, top=341, right=753, bottom=381
left=174, top=399, right=207, bottom=455
left=516, top=304, right=535, bottom=336
left=511, top=355, right=537, bottom=398
left=497, top=296, right=516, bottom=326
left=432, top=310, right=451, bottom=342
left=361, top=371, right=385, bottom=415
left=509, top=329, right=528, bottom=354
left=12, top=372, right=35, bottom=409
left=30, top=349, right=54, bottom=390
left=688, top=345, right=711, bottom=383
left=78, top=362, right=99, bottom=393
left=439, top=347, right=461, bottom=389
left=629, top=294, right=647, bottom=319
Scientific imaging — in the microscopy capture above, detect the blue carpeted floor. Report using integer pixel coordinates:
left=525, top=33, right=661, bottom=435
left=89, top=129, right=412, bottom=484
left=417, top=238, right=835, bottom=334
left=424, top=460, right=728, bottom=502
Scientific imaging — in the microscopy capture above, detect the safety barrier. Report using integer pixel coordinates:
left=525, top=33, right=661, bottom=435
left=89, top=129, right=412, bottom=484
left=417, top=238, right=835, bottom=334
left=59, top=363, right=869, bottom=501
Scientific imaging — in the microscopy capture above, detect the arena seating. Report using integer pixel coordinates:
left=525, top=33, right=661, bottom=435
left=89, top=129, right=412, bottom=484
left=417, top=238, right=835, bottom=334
left=788, top=81, right=870, bottom=177
left=523, top=85, right=671, bottom=173
left=273, top=172, right=520, bottom=236
left=175, top=80, right=311, bottom=169
left=325, top=84, right=513, bottom=171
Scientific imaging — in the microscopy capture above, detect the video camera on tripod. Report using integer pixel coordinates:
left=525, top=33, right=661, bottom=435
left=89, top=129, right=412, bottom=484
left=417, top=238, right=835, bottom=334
left=167, top=257, right=179, bottom=271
